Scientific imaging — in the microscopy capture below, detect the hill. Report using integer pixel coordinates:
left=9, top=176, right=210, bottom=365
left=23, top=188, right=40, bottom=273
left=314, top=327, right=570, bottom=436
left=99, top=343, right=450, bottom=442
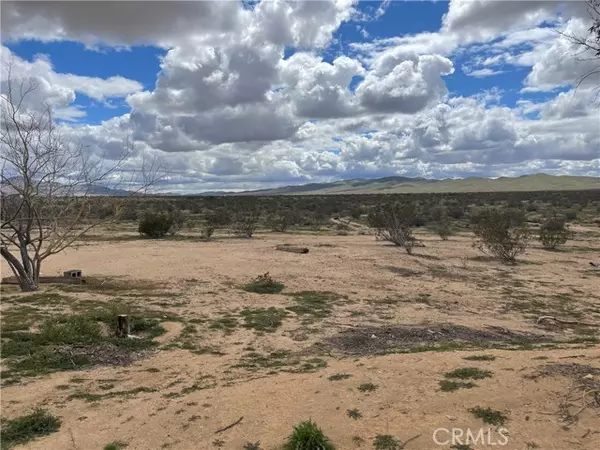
left=237, top=174, right=600, bottom=195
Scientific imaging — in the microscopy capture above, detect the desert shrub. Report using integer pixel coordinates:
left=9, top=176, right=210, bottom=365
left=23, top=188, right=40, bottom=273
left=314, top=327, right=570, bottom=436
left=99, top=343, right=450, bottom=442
left=367, top=202, right=417, bottom=254
left=472, top=207, right=531, bottom=263
left=267, top=213, right=291, bottom=232
left=0, top=408, right=61, bottom=449
left=282, top=420, right=335, bottom=450
left=202, top=208, right=232, bottom=240
left=564, top=208, right=578, bottom=221
left=138, top=211, right=175, bottom=238
left=166, top=209, right=187, bottom=235
left=373, top=435, right=401, bottom=450
left=205, top=208, right=232, bottom=227
left=242, top=273, right=284, bottom=294
left=539, top=216, right=570, bottom=249
left=233, top=210, right=260, bottom=238
left=349, top=205, right=363, bottom=220
left=431, top=207, right=453, bottom=240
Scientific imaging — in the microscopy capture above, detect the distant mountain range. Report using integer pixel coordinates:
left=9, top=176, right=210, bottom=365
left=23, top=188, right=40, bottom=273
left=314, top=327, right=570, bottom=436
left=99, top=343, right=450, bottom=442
left=3, top=174, right=599, bottom=197
left=0, top=177, right=131, bottom=196
left=227, top=174, right=600, bottom=196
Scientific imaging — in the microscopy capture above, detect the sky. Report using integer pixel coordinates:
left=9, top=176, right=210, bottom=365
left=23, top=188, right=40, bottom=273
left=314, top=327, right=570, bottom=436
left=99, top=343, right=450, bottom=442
left=1, top=0, right=599, bottom=193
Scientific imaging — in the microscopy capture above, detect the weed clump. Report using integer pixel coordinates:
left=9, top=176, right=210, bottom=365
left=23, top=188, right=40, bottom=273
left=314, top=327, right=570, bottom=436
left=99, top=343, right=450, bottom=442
left=0, top=408, right=61, bottom=449
left=347, top=408, right=362, bottom=420
left=240, top=307, right=288, bottom=332
left=357, top=382, right=378, bottom=392
left=104, top=441, right=128, bottom=450
left=242, top=273, right=284, bottom=294
left=282, top=420, right=335, bottom=450
left=439, top=380, right=477, bottom=392
left=328, top=373, right=352, bottom=381
left=463, top=355, right=496, bottom=361
left=444, top=367, right=493, bottom=380
left=373, top=434, right=401, bottom=450
left=469, top=407, right=508, bottom=426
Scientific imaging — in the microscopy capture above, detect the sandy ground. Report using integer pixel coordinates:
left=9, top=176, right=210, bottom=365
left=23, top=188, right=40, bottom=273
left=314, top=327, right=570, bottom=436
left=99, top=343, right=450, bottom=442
left=1, top=229, right=600, bottom=449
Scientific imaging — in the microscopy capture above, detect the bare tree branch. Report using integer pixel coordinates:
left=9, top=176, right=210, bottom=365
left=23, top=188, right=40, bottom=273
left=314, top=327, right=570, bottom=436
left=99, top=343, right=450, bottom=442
left=1, top=67, right=164, bottom=291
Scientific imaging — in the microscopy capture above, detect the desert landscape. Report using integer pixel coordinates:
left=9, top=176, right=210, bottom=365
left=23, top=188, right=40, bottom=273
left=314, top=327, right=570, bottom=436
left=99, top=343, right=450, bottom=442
left=1, top=200, right=599, bottom=450
left=1, top=1, right=600, bottom=448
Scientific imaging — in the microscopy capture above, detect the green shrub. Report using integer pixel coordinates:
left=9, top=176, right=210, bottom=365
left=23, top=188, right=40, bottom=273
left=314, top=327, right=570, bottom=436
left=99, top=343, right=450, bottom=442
left=539, top=216, right=570, bottom=249
left=138, top=211, right=175, bottom=238
left=373, top=435, right=401, bottom=450
left=431, top=209, right=453, bottom=240
left=472, top=207, right=530, bottom=263
left=268, top=213, right=291, bottom=232
left=242, top=273, right=284, bottom=294
left=469, top=407, right=508, bottom=426
left=233, top=210, right=260, bottom=238
left=0, top=408, right=61, bottom=449
left=282, top=420, right=335, bottom=450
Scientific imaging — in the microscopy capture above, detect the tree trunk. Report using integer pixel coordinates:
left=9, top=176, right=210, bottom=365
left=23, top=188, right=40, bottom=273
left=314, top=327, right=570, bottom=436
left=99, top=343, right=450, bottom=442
left=0, top=246, right=39, bottom=291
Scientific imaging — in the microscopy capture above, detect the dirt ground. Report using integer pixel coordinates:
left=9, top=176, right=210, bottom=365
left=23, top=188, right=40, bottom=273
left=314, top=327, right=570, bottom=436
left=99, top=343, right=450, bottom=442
left=1, top=228, right=600, bottom=449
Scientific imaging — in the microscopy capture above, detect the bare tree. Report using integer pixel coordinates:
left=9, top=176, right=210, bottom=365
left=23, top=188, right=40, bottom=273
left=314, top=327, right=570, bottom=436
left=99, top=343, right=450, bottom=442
left=1, top=66, right=163, bottom=291
left=559, top=0, right=600, bottom=95
left=367, top=202, right=416, bottom=254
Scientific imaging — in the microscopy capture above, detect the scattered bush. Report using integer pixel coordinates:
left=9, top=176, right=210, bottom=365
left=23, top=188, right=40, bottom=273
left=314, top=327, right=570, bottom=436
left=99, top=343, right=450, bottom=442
left=539, top=216, right=570, bottom=249
left=357, top=382, right=378, bottom=392
left=202, top=225, right=215, bottom=240
left=267, top=213, right=292, bottom=232
left=373, top=434, right=401, bottom=450
left=0, top=408, right=61, bottom=449
left=242, top=273, right=284, bottom=294
left=243, top=442, right=262, bottom=450
left=233, top=210, right=260, bottom=238
left=444, top=367, right=492, bottom=380
left=166, top=209, right=187, bottom=235
left=431, top=208, right=453, bottom=240
left=138, top=211, right=178, bottom=238
left=469, top=407, right=508, bottom=426
left=471, top=208, right=531, bottom=263
left=367, top=202, right=417, bottom=254
left=282, top=420, right=335, bottom=450
left=439, top=380, right=476, bottom=392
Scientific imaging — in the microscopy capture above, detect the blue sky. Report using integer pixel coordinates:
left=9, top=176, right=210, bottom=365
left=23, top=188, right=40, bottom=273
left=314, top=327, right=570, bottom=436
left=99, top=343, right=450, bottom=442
left=4, top=1, right=538, bottom=124
left=1, top=0, right=598, bottom=191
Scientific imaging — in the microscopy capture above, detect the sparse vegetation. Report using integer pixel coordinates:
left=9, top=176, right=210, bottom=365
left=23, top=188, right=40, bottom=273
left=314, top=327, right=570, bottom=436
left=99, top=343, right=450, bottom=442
left=357, top=382, right=378, bottom=392
left=463, top=355, right=496, bottom=361
left=0, top=408, right=61, bottom=449
left=439, top=380, right=477, bottom=392
left=104, top=441, right=128, bottom=450
left=242, top=273, right=285, bottom=294
left=232, top=209, right=260, bottom=238
left=444, top=368, right=493, bottom=380
left=243, top=442, right=262, bottom=450
left=283, top=420, right=335, bottom=450
left=472, top=207, right=531, bottom=263
left=367, top=202, right=418, bottom=254
left=347, top=408, right=362, bottom=419
left=240, top=307, right=288, bottom=332
left=539, top=216, right=571, bottom=249
left=469, top=407, right=508, bottom=426
left=373, top=434, right=401, bottom=450
left=286, top=291, right=342, bottom=320
left=138, top=210, right=181, bottom=238
left=328, top=373, right=352, bottom=381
